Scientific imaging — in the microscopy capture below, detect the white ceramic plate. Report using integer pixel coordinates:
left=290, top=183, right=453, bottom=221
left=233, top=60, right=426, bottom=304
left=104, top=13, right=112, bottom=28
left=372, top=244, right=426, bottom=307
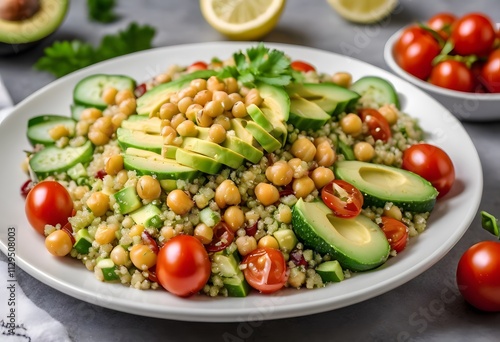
left=0, top=42, right=482, bottom=322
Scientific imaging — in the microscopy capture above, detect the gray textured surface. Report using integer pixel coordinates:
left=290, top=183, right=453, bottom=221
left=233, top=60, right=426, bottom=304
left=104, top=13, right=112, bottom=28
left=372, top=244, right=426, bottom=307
left=1, top=0, right=500, bottom=341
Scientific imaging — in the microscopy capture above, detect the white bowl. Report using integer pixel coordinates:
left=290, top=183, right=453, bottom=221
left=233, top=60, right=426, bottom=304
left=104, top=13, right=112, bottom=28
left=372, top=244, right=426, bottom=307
left=384, top=28, right=500, bottom=121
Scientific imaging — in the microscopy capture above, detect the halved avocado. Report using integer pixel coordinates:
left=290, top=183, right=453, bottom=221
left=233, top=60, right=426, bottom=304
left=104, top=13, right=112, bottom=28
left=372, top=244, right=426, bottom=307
left=334, top=161, right=438, bottom=212
left=0, top=0, right=68, bottom=52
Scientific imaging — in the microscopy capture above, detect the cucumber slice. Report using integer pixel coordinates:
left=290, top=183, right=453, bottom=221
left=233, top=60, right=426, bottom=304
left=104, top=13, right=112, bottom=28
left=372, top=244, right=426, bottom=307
left=96, top=259, right=119, bottom=281
left=27, top=115, right=76, bottom=146
left=29, top=140, right=93, bottom=178
left=316, top=260, right=345, bottom=283
left=113, top=186, right=143, bottom=214
left=350, top=76, right=400, bottom=109
left=73, top=74, right=136, bottom=109
left=199, top=207, right=221, bottom=227
left=70, top=104, right=88, bottom=121
left=73, top=229, right=93, bottom=254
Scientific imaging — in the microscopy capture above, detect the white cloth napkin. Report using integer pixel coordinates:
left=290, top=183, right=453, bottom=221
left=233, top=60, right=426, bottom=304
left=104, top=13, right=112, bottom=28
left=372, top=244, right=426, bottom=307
left=0, top=260, right=72, bottom=342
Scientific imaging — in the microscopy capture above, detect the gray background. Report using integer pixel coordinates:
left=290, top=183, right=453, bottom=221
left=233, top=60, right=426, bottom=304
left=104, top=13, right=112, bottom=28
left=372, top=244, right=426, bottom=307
left=1, top=0, right=499, bottom=341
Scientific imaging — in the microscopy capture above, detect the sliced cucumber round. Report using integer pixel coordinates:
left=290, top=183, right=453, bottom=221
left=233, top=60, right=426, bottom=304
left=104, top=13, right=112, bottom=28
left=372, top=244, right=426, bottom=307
left=73, top=74, right=136, bottom=109
left=351, top=76, right=400, bottom=109
left=27, top=115, right=76, bottom=146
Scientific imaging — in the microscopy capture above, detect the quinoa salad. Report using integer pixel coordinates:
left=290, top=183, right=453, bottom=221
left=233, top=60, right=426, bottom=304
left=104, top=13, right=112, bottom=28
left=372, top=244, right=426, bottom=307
left=21, top=44, right=444, bottom=298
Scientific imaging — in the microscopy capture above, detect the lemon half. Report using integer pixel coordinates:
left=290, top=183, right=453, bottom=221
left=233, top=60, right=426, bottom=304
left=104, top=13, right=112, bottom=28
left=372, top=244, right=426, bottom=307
left=327, top=0, right=398, bottom=24
left=200, top=0, right=286, bottom=40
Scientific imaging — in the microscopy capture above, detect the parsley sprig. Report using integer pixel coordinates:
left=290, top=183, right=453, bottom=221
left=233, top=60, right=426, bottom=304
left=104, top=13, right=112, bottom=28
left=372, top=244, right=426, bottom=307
left=87, top=0, right=117, bottom=23
left=35, top=23, right=155, bottom=78
left=218, top=43, right=303, bottom=87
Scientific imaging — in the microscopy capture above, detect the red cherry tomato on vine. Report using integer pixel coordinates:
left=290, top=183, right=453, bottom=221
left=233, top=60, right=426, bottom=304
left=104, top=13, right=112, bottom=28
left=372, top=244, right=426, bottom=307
left=451, top=13, right=496, bottom=56
left=359, top=108, right=392, bottom=142
left=156, top=235, right=211, bottom=297
left=321, top=180, right=364, bottom=218
left=379, top=217, right=408, bottom=253
left=394, top=26, right=441, bottom=80
left=25, top=181, right=74, bottom=236
left=290, top=60, right=316, bottom=73
left=241, top=248, right=288, bottom=294
left=427, top=12, right=457, bottom=39
left=481, top=49, right=500, bottom=93
left=456, top=241, right=500, bottom=312
left=402, top=143, right=455, bottom=198
left=429, top=60, right=474, bottom=92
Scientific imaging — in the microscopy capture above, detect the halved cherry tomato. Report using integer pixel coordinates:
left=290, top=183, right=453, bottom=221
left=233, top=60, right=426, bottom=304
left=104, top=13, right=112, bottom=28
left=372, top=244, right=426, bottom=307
left=402, top=143, right=455, bottom=198
left=241, top=248, right=288, bottom=294
left=156, top=235, right=211, bottom=297
left=451, top=13, right=496, bottom=56
left=321, top=180, right=364, bottom=218
left=205, top=221, right=234, bottom=252
left=427, top=12, right=457, bottom=39
left=290, top=60, right=316, bottom=73
left=25, top=181, right=74, bottom=236
left=187, top=61, right=208, bottom=72
left=481, top=49, right=500, bottom=93
left=359, top=108, right=392, bottom=142
left=429, top=60, right=474, bottom=92
left=379, top=217, right=409, bottom=253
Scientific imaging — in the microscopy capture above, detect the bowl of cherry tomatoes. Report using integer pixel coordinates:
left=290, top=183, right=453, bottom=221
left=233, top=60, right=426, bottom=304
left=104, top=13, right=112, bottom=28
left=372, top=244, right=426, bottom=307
left=384, top=12, right=500, bottom=121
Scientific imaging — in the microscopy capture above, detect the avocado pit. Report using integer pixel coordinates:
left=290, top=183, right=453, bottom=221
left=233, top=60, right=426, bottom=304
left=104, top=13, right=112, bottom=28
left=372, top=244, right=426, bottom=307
left=0, top=0, right=40, bottom=21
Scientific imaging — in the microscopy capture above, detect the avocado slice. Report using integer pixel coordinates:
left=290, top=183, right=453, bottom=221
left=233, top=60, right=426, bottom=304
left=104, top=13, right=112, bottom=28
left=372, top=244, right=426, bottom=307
left=286, top=82, right=360, bottom=116
left=121, top=116, right=162, bottom=134
left=289, top=96, right=331, bottom=131
left=234, top=118, right=281, bottom=153
left=175, top=148, right=222, bottom=175
left=335, top=161, right=438, bottom=212
left=292, top=198, right=390, bottom=272
left=0, top=0, right=69, bottom=47
left=117, top=127, right=163, bottom=154
left=180, top=137, right=244, bottom=169
left=246, top=104, right=287, bottom=146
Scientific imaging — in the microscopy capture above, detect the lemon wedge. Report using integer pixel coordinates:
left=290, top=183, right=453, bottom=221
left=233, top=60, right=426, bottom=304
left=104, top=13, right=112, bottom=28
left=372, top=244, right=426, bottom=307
left=327, top=0, right=398, bottom=24
left=200, top=0, right=286, bottom=40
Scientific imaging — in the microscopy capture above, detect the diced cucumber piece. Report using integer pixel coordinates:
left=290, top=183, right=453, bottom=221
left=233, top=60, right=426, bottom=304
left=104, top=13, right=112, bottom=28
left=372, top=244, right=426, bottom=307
left=316, top=260, right=344, bottom=283
left=337, top=139, right=355, bottom=161
left=273, top=229, right=298, bottom=253
left=113, top=186, right=142, bottom=214
left=199, top=207, right=221, bottom=227
left=96, top=259, right=119, bottom=281
left=73, top=74, right=136, bottom=109
left=29, top=140, right=94, bottom=178
left=159, top=179, right=177, bottom=192
left=27, top=115, right=76, bottom=146
left=223, top=273, right=251, bottom=297
left=130, top=204, right=163, bottom=228
left=350, top=76, right=400, bottom=109
left=73, top=228, right=93, bottom=254
left=67, top=163, right=87, bottom=180
left=211, top=247, right=250, bottom=297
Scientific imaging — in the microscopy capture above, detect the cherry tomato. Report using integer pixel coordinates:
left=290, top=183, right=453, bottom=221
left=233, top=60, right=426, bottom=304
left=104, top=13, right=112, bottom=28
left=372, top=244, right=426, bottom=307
left=456, top=241, right=500, bottom=312
left=187, top=61, right=208, bottom=72
left=402, top=143, right=455, bottom=198
left=394, top=26, right=441, bottom=80
left=481, top=49, right=500, bottom=93
left=321, top=180, right=364, bottom=218
left=427, top=12, right=457, bottom=39
left=25, top=181, right=74, bottom=236
left=429, top=60, right=474, bottom=92
left=241, top=248, right=287, bottom=294
left=451, top=13, right=495, bottom=56
left=156, top=235, right=211, bottom=297
left=290, top=60, right=316, bottom=73
left=359, top=108, right=392, bottom=142
left=205, top=221, right=234, bottom=253
left=379, top=217, right=408, bottom=253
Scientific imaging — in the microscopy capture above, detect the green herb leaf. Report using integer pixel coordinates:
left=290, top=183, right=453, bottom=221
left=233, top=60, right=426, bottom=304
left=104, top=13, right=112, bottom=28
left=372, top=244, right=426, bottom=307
left=35, top=23, right=156, bottom=78
left=87, top=0, right=117, bottom=23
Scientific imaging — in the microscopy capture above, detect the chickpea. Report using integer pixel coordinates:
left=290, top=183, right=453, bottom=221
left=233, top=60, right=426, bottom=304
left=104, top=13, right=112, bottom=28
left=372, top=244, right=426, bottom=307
left=86, top=192, right=109, bottom=217
left=378, top=104, right=399, bottom=125
left=111, top=112, right=127, bottom=127
left=310, top=167, right=335, bottom=189
left=213, top=115, right=231, bottom=130
left=194, top=223, right=213, bottom=244
left=92, top=116, right=114, bottom=136
left=75, top=120, right=90, bottom=136
left=136, top=175, right=162, bottom=200
left=354, top=142, right=375, bottom=162
left=290, top=137, right=316, bottom=162
left=213, top=91, right=232, bottom=110
left=208, top=124, right=226, bottom=144
left=160, top=226, right=175, bottom=241
left=190, top=78, right=207, bottom=92
left=110, top=245, right=129, bottom=266
left=244, top=88, right=263, bottom=107
left=258, top=235, right=279, bottom=249
left=88, top=130, right=110, bottom=146
left=223, top=206, right=245, bottom=231
left=266, top=160, right=293, bottom=186
left=177, top=97, right=193, bottom=114
left=340, top=113, right=362, bottom=136
left=176, top=120, right=198, bottom=137
left=119, top=98, right=136, bottom=116
left=332, top=72, right=352, bottom=88
left=115, top=169, right=128, bottom=186
left=215, top=179, right=241, bottom=208
left=235, top=235, right=257, bottom=256
left=159, top=102, right=179, bottom=120
left=207, top=76, right=225, bottom=92
left=155, top=73, right=171, bottom=84
left=254, top=182, right=279, bottom=206
left=105, top=155, right=124, bottom=176
left=228, top=92, right=243, bottom=106
left=277, top=204, right=292, bottom=223
left=129, top=244, right=157, bottom=270
left=167, top=189, right=194, bottom=215
left=293, top=176, right=315, bottom=198
left=193, top=89, right=213, bottom=106
left=204, top=100, right=224, bottom=118
left=80, top=108, right=102, bottom=122
left=224, top=77, right=239, bottom=94
left=161, top=125, right=177, bottom=144
left=196, top=110, right=214, bottom=127
left=315, top=141, right=336, bottom=167
left=45, top=230, right=72, bottom=256
left=384, top=204, right=403, bottom=221
left=231, top=101, right=247, bottom=118
left=102, top=87, right=118, bottom=105
left=129, top=224, right=145, bottom=237
left=288, top=158, right=309, bottom=179
left=186, top=103, right=203, bottom=122
left=94, top=223, right=118, bottom=245
left=48, top=124, right=70, bottom=140
left=115, top=89, right=134, bottom=106
left=178, top=86, right=197, bottom=99
left=170, top=113, right=186, bottom=130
